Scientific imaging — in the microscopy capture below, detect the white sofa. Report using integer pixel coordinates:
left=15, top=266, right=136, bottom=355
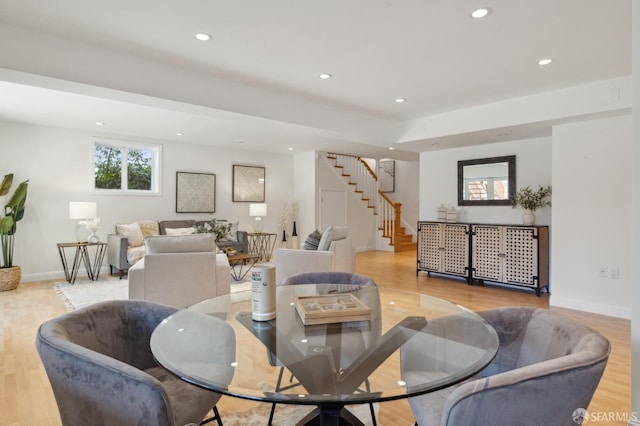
left=128, top=234, right=231, bottom=308
left=272, top=225, right=355, bottom=284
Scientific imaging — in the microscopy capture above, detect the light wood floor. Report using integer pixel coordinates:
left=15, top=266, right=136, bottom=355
left=0, top=249, right=630, bottom=425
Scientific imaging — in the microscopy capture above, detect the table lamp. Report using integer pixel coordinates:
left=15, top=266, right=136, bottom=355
left=69, top=201, right=99, bottom=242
left=249, top=203, right=267, bottom=233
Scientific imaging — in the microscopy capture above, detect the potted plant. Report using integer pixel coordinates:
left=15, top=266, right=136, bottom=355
left=195, top=217, right=232, bottom=241
left=512, top=185, right=551, bottom=225
left=0, top=174, right=29, bottom=291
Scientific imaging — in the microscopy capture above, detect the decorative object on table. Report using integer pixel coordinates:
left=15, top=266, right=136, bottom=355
left=290, top=201, right=299, bottom=249
left=249, top=203, right=267, bottom=233
left=446, top=206, right=457, bottom=223
left=0, top=174, right=28, bottom=291
left=69, top=201, right=98, bottom=242
left=294, top=294, right=371, bottom=325
left=222, top=247, right=237, bottom=256
left=251, top=265, right=276, bottom=321
left=233, top=165, right=265, bottom=202
left=279, top=203, right=290, bottom=248
left=195, top=217, right=232, bottom=241
left=175, top=171, right=216, bottom=213
left=511, top=185, right=552, bottom=226
left=436, top=204, right=447, bottom=221
left=379, top=159, right=395, bottom=193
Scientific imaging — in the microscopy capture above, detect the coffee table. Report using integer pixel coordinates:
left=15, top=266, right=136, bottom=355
left=151, top=285, right=498, bottom=425
left=226, top=252, right=259, bottom=281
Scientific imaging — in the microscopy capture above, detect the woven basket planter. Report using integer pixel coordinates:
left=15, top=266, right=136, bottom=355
left=0, top=266, right=21, bottom=291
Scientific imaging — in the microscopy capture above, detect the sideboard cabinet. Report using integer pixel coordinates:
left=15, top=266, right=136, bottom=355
left=417, top=222, right=470, bottom=280
left=417, top=221, right=549, bottom=296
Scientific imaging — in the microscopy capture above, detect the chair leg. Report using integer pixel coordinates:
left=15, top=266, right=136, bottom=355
left=200, top=406, right=223, bottom=426
left=268, top=402, right=277, bottom=426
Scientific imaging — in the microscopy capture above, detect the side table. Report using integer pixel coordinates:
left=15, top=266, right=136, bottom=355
left=247, top=232, right=277, bottom=261
left=227, top=252, right=259, bottom=281
left=57, top=242, right=108, bottom=284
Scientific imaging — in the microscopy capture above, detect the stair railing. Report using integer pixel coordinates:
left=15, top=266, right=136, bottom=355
left=327, top=152, right=403, bottom=251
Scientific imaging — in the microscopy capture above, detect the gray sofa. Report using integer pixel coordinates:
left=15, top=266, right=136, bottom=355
left=107, top=219, right=248, bottom=278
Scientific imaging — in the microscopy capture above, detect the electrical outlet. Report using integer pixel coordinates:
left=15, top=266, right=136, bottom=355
left=599, top=267, right=607, bottom=278
left=611, top=267, right=620, bottom=279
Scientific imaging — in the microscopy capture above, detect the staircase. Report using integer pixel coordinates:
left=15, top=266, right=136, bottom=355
left=326, top=152, right=416, bottom=252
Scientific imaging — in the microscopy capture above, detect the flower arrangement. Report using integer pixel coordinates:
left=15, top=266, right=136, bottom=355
left=512, top=185, right=552, bottom=212
left=195, top=217, right=231, bottom=241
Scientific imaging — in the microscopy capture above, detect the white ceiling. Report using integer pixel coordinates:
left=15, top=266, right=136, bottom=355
left=0, top=0, right=631, bottom=160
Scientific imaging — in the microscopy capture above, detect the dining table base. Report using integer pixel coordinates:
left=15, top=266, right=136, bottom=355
left=295, top=405, right=365, bottom=426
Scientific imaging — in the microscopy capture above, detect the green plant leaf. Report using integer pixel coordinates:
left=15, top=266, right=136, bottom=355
left=0, top=174, right=13, bottom=197
left=0, top=216, right=14, bottom=234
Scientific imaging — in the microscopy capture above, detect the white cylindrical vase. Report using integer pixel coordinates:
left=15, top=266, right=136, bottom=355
left=251, top=266, right=276, bottom=321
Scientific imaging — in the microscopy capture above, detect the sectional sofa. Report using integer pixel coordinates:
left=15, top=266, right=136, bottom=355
left=107, top=219, right=248, bottom=278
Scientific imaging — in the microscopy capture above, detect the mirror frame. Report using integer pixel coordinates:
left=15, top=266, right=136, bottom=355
left=457, top=155, right=516, bottom=206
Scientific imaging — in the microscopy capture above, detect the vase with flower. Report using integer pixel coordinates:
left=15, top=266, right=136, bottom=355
left=511, top=185, right=551, bottom=225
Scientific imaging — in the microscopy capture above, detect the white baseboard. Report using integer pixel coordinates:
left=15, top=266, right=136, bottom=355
left=550, top=295, right=631, bottom=319
left=22, top=265, right=112, bottom=283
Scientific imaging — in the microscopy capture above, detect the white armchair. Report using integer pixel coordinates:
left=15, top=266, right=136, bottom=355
left=129, top=234, right=231, bottom=308
left=273, top=225, right=355, bottom=284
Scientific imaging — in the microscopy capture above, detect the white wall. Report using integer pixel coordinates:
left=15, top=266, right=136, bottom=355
left=0, top=121, right=293, bottom=281
left=292, top=151, right=317, bottom=248
left=631, top=0, right=640, bottom=419
left=315, top=155, right=378, bottom=251
left=380, top=159, right=420, bottom=238
left=419, top=137, right=552, bottom=225
left=550, top=115, right=632, bottom=319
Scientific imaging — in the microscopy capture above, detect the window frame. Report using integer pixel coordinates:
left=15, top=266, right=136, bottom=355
left=92, top=138, right=162, bottom=195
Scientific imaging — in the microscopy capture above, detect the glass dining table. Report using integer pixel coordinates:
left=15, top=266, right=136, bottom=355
left=150, top=284, right=499, bottom=426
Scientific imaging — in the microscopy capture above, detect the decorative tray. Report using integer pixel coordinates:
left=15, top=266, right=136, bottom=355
left=294, top=294, right=371, bottom=325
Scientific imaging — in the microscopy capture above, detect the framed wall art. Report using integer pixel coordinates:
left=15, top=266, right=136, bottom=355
left=176, top=171, right=216, bottom=213
left=379, top=160, right=395, bottom=193
left=232, top=165, right=265, bottom=202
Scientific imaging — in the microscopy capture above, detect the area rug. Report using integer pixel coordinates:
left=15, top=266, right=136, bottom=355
left=54, top=275, right=253, bottom=310
left=220, top=398, right=377, bottom=426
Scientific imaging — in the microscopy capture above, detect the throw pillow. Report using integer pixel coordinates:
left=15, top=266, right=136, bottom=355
left=224, top=221, right=240, bottom=242
left=116, top=222, right=144, bottom=248
left=137, top=220, right=160, bottom=237
left=301, top=229, right=322, bottom=250
left=165, top=227, right=196, bottom=236
left=318, top=225, right=348, bottom=251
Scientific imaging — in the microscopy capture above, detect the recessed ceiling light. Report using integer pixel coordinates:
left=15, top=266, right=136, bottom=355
left=176, top=132, right=183, bottom=136
left=195, top=33, right=212, bottom=41
left=388, top=147, right=395, bottom=150
left=319, top=73, right=332, bottom=79
left=471, top=8, right=491, bottom=19
left=538, top=58, right=553, bottom=66
left=95, top=122, right=104, bottom=126
left=288, top=147, right=294, bottom=151
left=395, top=98, right=406, bottom=103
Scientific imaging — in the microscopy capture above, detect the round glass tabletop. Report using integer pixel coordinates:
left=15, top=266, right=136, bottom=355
left=150, top=284, right=498, bottom=406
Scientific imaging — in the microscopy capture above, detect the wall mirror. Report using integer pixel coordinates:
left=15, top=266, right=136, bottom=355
left=458, top=155, right=516, bottom=206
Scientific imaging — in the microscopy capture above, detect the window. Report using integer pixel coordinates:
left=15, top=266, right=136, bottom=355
left=93, top=139, right=162, bottom=194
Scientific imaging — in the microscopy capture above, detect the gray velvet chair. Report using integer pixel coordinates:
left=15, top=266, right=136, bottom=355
left=269, top=271, right=380, bottom=425
left=36, top=300, right=227, bottom=426
left=401, top=306, right=611, bottom=426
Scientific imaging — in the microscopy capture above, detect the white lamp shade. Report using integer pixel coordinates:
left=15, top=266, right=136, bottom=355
left=249, top=203, right=267, bottom=217
left=69, top=202, right=97, bottom=220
